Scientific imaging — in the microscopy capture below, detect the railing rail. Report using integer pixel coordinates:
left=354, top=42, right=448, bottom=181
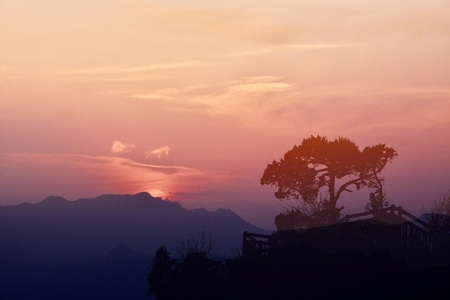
left=338, top=204, right=430, bottom=230
left=242, top=231, right=272, bottom=257
left=243, top=205, right=449, bottom=257
left=339, top=204, right=448, bottom=254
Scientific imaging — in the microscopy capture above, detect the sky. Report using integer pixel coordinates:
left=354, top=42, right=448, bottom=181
left=1, top=0, right=449, bottom=230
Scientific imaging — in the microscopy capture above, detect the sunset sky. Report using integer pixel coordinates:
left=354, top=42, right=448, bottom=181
left=1, top=0, right=449, bottom=230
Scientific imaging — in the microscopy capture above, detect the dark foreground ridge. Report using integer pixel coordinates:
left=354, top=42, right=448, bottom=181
left=148, top=238, right=450, bottom=300
left=148, top=205, right=450, bottom=300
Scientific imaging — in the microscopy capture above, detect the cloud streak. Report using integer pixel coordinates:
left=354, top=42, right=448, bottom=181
left=63, top=60, right=213, bottom=75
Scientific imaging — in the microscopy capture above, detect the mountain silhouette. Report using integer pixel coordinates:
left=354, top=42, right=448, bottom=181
left=0, top=192, right=271, bottom=299
left=0, top=192, right=269, bottom=259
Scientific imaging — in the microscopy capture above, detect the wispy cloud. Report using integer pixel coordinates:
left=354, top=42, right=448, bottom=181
left=111, top=140, right=136, bottom=155
left=64, top=60, right=213, bottom=75
left=146, top=145, right=170, bottom=159
left=219, top=43, right=351, bottom=58
left=107, top=75, right=296, bottom=118
left=227, top=82, right=293, bottom=94
left=129, top=93, right=174, bottom=100
left=226, top=75, right=293, bottom=93
left=105, top=85, right=208, bottom=101
left=209, top=76, right=295, bottom=109
left=285, top=43, right=352, bottom=51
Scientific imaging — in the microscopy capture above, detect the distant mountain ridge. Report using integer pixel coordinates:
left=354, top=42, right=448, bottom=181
left=0, top=192, right=271, bottom=259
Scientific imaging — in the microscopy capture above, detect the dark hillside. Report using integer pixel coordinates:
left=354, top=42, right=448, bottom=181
left=0, top=192, right=269, bottom=258
left=0, top=192, right=270, bottom=299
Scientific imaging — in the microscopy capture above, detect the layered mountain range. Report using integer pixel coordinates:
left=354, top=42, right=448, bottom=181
left=0, top=192, right=270, bottom=259
left=0, top=192, right=271, bottom=299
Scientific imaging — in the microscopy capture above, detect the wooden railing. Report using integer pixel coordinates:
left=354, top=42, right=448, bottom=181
left=243, top=205, right=449, bottom=257
left=339, top=204, right=448, bottom=255
left=242, top=231, right=272, bottom=257
left=338, top=205, right=427, bottom=228
left=399, top=218, right=448, bottom=255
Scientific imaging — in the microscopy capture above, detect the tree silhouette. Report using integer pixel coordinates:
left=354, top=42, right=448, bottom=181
left=424, top=190, right=450, bottom=233
left=147, top=246, right=175, bottom=299
left=365, top=174, right=389, bottom=213
left=261, top=135, right=397, bottom=227
left=174, top=229, right=214, bottom=260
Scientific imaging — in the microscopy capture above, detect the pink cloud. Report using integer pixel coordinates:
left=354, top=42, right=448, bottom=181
left=146, top=145, right=170, bottom=159
left=111, top=140, right=136, bottom=155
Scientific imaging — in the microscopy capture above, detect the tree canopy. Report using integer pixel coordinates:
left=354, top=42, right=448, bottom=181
left=261, top=135, right=397, bottom=226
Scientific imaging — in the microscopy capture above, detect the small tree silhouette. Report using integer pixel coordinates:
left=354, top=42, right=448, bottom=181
left=147, top=246, right=175, bottom=299
left=424, top=190, right=450, bottom=233
left=174, top=229, right=215, bottom=260
left=365, top=174, right=389, bottom=213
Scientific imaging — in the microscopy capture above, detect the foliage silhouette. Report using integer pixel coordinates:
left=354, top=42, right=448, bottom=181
left=174, top=229, right=215, bottom=260
left=169, top=252, right=226, bottom=300
left=261, top=135, right=397, bottom=229
left=365, top=174, right=390, bottom=213
left=148, top=232, right=227, bottom=300
left=424, top=190, right=450, bottom=233
left=147, top=246, right=175, bottom=299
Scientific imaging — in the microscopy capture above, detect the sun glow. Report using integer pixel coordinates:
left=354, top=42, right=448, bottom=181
left=147, top=189, right=167, bottom=199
